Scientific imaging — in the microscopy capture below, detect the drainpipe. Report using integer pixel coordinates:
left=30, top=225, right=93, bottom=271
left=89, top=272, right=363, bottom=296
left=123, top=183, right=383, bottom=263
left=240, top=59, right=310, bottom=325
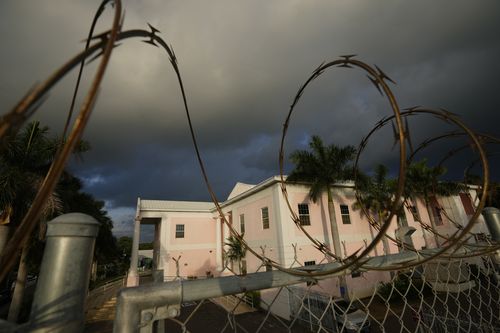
left=29, top=213, right=99, bottom=333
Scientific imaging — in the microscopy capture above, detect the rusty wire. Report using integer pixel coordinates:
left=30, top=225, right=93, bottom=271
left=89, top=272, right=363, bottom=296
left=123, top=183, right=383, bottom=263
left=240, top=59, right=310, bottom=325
left=354, top=112, right=482, bottom=250
left=354, top=108, right=491, bottom=270
left=355, top=108, right=499, bottom=253
left=61, top=0, right=116, bottom=141
left=0, top=1, right=188, bottom=282
left=277, top=56, right=407, bottom=277
left=0, top=0, right=497, bottom=283
left=0, top=0, right=123, bottom=283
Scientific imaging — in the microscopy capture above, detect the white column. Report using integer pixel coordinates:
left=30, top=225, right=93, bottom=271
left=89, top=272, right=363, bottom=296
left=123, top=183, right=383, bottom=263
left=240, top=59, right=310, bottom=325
left=159, top=216, right=170, bottom=279
left=153, top=222, right=161, bottom=270
left=223, top=216, right=230, bottom=253
left=215, top=217, right=222, bottom=271
left=126, top=217, right=141, bottom=286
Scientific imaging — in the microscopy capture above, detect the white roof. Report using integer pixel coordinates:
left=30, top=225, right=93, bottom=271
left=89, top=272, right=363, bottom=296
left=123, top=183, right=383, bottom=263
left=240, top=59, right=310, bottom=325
left=138, top=176, right=356, bottom=213
left=227, top=182, right=256, bottom=200
left=140, top=199, right=214, bottom=212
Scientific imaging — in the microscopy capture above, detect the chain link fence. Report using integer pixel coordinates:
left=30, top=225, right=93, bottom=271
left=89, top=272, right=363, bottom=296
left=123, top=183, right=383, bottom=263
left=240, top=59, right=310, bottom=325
left=1, top=1, right=499, bottom=332
left=134, top=248, right=499, bottom=333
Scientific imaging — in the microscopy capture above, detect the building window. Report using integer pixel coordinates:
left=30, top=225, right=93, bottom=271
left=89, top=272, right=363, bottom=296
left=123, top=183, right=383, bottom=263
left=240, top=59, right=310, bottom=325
left=298, top=204, right=311, bottom=226
left=175, top=224, right=184, bottom=238
left=340, top=205, right=351, bottom=224
left=430, top=196, right=443, bottom=226
left=304, top=261, right=317, bottom=285
left=459, top=193, right=475, bottom=216
left=240, top=214, right=245, bottom=234
left=398, top=210, right=408, bottom=227
left=433, top=206, right=443, bottom=225
left=261, top=207, right=269, bottom=229
left=266, top=263, right=272, bottom=272
left=409, top=198, right=421, bottom=221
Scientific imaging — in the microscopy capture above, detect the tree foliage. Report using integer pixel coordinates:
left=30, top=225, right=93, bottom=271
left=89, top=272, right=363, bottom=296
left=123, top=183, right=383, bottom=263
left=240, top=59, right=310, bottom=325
left=225, top=235, right=246, bottom=262
left=225, top=235, right=246, bottom=273
left=0, top=121, right=65, bottom=227
left=404, top=159, right=463, bottom=202
left=58, top=173, right=119, bottom=263
left=118, top=237, right=133, bottom=261
left=287, top=135, right=356, bottom=295
left=0, top=121, right=119, bottom=267
left=287, top=135, right=356, bottom=202
left=353, top=164, right=396, bottom=255
left=354, top=164, right=394, bottom=221
left=139, top=242, right=154, bottom=250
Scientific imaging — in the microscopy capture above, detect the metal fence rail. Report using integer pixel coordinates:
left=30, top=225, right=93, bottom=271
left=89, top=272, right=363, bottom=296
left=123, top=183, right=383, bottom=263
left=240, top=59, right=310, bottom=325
left=0, top=213, right=495, bottom=333
left=1, top=2, right=500, bottom=332
left=112, top=247, right=500, bottom=332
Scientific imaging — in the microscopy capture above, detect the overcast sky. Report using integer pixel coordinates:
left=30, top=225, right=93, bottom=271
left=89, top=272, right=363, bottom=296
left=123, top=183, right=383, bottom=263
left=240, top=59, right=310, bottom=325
left=1, top=1, right=499, bottom=240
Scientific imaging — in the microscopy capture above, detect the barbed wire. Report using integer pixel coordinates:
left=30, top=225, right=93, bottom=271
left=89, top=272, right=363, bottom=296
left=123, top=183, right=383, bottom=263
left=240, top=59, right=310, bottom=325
left=351, top=111, right=494, bottom=251
left=0, top=0, right=123, bottom=282
left=1, top=0, right=499, bottom=286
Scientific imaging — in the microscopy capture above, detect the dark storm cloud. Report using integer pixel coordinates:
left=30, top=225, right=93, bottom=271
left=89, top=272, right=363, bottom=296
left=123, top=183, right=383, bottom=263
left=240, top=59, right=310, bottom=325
left=1, top=1, right=499, bottom=238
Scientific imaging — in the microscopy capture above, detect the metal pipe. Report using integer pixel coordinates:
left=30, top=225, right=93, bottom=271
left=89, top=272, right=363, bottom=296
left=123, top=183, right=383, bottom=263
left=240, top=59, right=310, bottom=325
left=113, top=281, right=182, bottom=333
left=482, top=207, right=500, bottom=242
left=28, top=213, right=99, bottom=333
left=113, top=249, right=452, bottom=332
left=180, top=250, right=442, bottom=301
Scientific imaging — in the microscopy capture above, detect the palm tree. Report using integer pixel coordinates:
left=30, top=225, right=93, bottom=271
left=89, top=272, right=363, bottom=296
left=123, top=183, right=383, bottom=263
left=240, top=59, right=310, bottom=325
left=404, top=160, right=463, bottom=247
left=353, top=164, right=393, bottom=255
left=287, top=136, right=356, bottom=298
left=225, top=235, right=247, bottom=275
left=287, top=135, right=356, bottom=258
left=0, top=121, right=88, bottom=322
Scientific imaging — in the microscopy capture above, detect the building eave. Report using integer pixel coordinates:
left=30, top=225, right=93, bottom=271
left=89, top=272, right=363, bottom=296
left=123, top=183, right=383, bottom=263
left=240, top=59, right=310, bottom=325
left=139, top=199, right=214, bottom=213
left=212, top=176, right=282, bottom=212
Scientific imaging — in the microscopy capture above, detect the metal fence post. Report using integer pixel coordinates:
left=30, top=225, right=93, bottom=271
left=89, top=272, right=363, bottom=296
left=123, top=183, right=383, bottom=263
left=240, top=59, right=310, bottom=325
left=482, top=207, right=500, bottom=242
left=28, top=213, right=99, bottom=333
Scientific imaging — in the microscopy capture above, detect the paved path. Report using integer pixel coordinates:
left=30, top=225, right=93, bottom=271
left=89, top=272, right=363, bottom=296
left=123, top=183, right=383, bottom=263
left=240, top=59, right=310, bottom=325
left=212, top=296, right=256, bottom=315
left=84, top=296, right=116, bottom=333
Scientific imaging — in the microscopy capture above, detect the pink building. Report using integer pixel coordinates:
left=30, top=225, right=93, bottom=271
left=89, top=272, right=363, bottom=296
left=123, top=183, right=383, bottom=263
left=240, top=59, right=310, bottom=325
left=126, top=176, right=488, bottom=304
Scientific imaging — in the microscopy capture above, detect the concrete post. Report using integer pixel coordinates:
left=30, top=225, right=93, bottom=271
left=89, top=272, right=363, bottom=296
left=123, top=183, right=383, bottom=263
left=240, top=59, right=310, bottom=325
left=29, top=213, right=99, bottom=333
left=127, top=217, right=141, bottom=286
left=482, top=207, right=500, bottom=242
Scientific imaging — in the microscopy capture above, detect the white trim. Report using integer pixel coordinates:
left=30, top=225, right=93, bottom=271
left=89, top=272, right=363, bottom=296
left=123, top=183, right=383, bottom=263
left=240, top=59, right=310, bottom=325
left=216, top=218, right=222, bottom=270
left=168, top=243, right=217, bottom=250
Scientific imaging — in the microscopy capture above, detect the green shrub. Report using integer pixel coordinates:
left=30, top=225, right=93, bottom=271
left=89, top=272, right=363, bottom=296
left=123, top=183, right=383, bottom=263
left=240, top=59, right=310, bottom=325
left=247, top=290, right=261, bottom=308
left=377, top=273, right=430, bottom=301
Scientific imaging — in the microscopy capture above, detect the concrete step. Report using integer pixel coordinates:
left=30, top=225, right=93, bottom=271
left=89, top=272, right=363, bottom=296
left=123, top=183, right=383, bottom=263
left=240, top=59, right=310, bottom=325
left=86, top=297, right=117, bottom=323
